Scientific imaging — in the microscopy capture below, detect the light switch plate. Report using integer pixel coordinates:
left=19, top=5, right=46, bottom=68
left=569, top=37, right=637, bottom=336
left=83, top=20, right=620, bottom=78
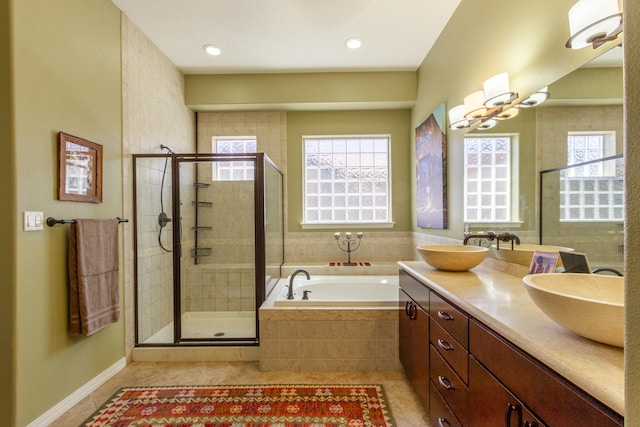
left=24, top=211, right=44, bottom=231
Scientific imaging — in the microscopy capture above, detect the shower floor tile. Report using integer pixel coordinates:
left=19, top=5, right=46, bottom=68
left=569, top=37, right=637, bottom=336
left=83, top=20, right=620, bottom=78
left=143, top=311, right=256, bottom=343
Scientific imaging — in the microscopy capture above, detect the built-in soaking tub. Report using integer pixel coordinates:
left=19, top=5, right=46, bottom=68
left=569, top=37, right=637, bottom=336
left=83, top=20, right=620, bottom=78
left=273, top=275, right=399, bottom=307
left=260, top=275, right=400, bottom=372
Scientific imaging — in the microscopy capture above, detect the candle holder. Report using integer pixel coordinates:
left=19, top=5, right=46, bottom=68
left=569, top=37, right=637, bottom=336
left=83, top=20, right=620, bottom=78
left=334, top=232, right=363, bottom=266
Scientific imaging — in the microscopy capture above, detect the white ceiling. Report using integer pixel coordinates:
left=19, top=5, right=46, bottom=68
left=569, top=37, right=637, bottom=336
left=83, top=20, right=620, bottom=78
left=110, top=0, right=462, bottom=74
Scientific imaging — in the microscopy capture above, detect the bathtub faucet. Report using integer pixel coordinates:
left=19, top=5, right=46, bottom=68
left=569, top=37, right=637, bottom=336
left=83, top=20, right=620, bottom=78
left=287, top=269, right=310, bottom=300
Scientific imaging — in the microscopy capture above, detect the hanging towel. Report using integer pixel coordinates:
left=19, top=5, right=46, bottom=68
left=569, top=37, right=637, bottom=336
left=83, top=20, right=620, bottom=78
left=68, top=218, right=120, bottom=336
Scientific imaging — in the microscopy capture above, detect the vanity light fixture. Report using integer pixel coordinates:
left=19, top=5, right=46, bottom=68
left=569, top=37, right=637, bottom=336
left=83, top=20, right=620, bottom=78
left=566, top=0, right=623, bottom=49
left=519, top=87, right=550, bottom=108
left=448, top=72, right=522, bottom=131
left=483, top=72, right=518, bottom=107
left=448, top=105, right=470, bottom=130
left=203, top=44, right=222, bottom=56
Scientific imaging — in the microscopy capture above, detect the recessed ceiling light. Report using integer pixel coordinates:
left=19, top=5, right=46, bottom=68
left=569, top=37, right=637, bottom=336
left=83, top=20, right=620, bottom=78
left=203, top=44, right=222, bottom=56
left=345, top=38, right=362, bottom=49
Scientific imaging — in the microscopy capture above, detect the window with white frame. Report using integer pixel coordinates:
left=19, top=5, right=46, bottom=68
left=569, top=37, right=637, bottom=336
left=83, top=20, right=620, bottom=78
left=303, top=135, right=391, bottom=225
left=211, top=136, right=257, bottom=181
left=561, top=131, right=622, bottom=221
left=463, top=135, right=516, bottom=223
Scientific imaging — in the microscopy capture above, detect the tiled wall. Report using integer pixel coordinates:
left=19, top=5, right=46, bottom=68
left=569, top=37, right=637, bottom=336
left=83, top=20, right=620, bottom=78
left=536, top=105, right=623, bottom=171
left=121, top=15, right=195, bottom=348
left=184, top=265, right=255, bottom=312
left=259, top=307, right=398, bottom=371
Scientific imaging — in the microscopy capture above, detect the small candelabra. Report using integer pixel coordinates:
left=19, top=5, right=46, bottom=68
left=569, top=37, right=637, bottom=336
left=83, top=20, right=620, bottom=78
left=334, top=232, right=363, bottom=266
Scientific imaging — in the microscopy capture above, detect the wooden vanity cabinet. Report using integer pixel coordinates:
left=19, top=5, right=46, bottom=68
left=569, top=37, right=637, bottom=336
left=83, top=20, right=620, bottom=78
left=470, top=320, right=623, bottom=427
left=398, top=267, right=623, bottom=426
left=398, top=270, right=430, bottom=409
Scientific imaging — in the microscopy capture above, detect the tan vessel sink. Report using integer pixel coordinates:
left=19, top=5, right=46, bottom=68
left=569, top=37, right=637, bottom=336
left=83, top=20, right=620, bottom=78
left=417, top=244, right=489, bottom=272
left=492, top=244, right=574, bottom=267
left=522, top=273, right=624, bottom=347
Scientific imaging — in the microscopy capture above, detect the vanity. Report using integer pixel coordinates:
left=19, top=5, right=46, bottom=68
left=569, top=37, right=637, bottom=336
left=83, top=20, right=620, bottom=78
left=398, top=261, right=624, bottom=426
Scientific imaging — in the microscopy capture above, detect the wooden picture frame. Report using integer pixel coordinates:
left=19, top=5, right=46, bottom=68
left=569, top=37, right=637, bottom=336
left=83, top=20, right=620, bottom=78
left=57, top=132, right=103, bottom=203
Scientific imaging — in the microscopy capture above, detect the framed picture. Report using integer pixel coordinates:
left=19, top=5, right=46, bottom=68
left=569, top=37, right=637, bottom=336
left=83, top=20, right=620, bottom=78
left=528, top=250, right=560, bottom=274
left=416, top=103, right=447, bottom=229
left=57, top=132, right=103, bottom=203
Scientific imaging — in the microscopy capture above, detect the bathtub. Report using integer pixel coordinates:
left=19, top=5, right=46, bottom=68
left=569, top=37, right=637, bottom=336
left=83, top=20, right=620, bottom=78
left=273, top=275, right=399, bottom=307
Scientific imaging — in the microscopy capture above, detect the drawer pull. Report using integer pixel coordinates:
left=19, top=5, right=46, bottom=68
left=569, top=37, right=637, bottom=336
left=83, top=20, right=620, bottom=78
left=437, top=375, right=454, bottom=390
left=437, top=339, right=454, bottom=351
left=505, top=402, right=523, bottom=427
left=437, top=418, right=451, bottom=427
left=405, top=300, right=412, bottom=316
left=437, top=310, right=454, bottom=321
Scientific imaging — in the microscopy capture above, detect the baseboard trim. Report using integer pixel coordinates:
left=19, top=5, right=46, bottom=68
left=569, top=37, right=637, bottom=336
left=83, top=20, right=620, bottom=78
left=26, top=357, right=127, bottom=427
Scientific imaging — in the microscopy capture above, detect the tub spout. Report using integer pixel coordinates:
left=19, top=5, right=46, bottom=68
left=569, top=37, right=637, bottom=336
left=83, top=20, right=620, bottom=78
left=288, top=269, right=310, bottom=300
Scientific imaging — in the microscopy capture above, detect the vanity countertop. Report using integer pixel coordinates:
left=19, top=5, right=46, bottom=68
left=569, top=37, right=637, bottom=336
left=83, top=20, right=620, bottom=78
left=398, top=260, right=624, bottom=416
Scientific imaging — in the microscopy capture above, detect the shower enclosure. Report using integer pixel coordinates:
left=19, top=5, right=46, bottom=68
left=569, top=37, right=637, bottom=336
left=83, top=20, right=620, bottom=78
left=540, top=154, right=624, bottom=273
left=133, top=152, right=284, bottom=346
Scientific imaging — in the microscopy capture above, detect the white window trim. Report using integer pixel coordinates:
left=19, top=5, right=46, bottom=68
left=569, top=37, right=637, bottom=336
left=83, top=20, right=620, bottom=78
left=300, top=134, right=395, bottom=228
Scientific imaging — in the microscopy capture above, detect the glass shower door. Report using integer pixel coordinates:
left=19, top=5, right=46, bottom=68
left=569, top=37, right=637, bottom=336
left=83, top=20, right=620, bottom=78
left=176, top=156, right=257, bottom=342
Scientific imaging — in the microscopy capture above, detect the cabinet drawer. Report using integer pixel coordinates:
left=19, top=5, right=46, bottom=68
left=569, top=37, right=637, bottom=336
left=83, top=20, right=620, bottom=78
left=431, top=318, right=468, bottom=383
left=399, top=269, right=429, bottom=311
left=429, top=381, right=463, bottom=427
left=470, top=320, right=623, bottom=427
left=430, top=291, right=468, bottom=346
left=430, top=345, right=469, bottom=426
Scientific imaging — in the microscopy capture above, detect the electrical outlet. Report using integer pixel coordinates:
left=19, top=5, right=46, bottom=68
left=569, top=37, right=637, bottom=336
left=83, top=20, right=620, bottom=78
left=24, top=211, right=44, bottom=231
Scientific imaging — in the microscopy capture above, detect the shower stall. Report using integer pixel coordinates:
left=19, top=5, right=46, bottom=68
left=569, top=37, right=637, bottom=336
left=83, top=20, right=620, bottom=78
left=133, top=152, right=284, bottom=346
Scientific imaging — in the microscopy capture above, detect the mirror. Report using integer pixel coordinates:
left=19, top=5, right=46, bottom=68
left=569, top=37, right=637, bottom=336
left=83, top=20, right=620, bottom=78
left=466, top=46, right=624, bottom=271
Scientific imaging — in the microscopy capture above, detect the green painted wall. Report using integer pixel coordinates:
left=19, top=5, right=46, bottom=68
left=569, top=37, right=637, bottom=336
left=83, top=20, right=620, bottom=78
left=11, top=0, right=123, bottom=425
left=286, top=110, right=413, bottom=232
left=185, top=72, right=417, bottom=110
left=0, top=0, right=16, bottom=424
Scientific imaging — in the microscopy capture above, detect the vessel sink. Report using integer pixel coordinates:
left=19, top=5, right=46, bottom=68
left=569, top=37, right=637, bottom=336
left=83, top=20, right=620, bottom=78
left=522, top=273, right=624, bottom=347
left=417, top=244, right=489, bottom=272
left=492, top=244, right=574, bottom=267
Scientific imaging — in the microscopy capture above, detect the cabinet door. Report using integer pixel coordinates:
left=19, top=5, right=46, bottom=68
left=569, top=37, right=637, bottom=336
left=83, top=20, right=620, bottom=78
left=410, top=302, right=429, bottom=409
left=399, top=288, right=429, bottom=410
left=470, top=356, right=545, bottom=427
left=399, top=289, right=413, bottom=373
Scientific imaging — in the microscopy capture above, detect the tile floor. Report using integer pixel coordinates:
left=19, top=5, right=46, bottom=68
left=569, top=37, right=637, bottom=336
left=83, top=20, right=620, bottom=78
left=49, top=361, right=431, bottom=426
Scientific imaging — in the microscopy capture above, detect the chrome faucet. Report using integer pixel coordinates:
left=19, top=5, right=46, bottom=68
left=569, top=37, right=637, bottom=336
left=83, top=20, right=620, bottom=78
left=287, top=269, right=310, bottom=300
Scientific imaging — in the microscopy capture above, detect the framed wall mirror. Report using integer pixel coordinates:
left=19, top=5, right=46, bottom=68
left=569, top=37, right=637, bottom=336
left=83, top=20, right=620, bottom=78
left=57, top=131, right=103, bottom=203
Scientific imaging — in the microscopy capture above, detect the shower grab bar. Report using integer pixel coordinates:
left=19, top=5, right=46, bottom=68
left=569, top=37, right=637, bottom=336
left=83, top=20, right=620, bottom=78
left=46, top=216, right=129, bottom=227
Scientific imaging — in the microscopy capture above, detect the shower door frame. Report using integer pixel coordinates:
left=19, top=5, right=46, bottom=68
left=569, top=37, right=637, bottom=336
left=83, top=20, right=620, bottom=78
left=132, top=152, right=283, bottom=347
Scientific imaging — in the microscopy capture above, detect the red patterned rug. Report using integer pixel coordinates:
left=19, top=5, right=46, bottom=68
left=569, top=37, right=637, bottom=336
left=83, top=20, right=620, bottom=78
left=83, top=384, right=392, bottom=426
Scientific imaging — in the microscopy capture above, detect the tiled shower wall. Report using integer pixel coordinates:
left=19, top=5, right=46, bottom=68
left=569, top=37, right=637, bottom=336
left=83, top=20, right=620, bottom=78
left=122, top=15, right=196, bottom=348
left=536, top=105, right=624, bottom=266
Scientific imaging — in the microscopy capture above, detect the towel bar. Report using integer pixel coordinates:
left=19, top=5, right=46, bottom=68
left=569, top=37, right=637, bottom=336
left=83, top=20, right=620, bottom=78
left=46, top=217, right=128, bottom=227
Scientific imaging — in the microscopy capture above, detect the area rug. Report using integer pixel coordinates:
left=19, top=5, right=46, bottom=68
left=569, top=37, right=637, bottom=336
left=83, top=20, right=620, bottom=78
left=83, top=384, right=393, bottom=426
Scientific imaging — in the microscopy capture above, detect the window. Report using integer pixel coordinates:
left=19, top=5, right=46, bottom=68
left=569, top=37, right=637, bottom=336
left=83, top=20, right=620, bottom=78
left=567, top=131, right=616, bottom=177
left=303, top=135, right=391, bottom=225
left=212, top=136, right=257, bottom=181
left=561, top=131, right=622, bottom=221
left=463, top=135, right=516, bottom=223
